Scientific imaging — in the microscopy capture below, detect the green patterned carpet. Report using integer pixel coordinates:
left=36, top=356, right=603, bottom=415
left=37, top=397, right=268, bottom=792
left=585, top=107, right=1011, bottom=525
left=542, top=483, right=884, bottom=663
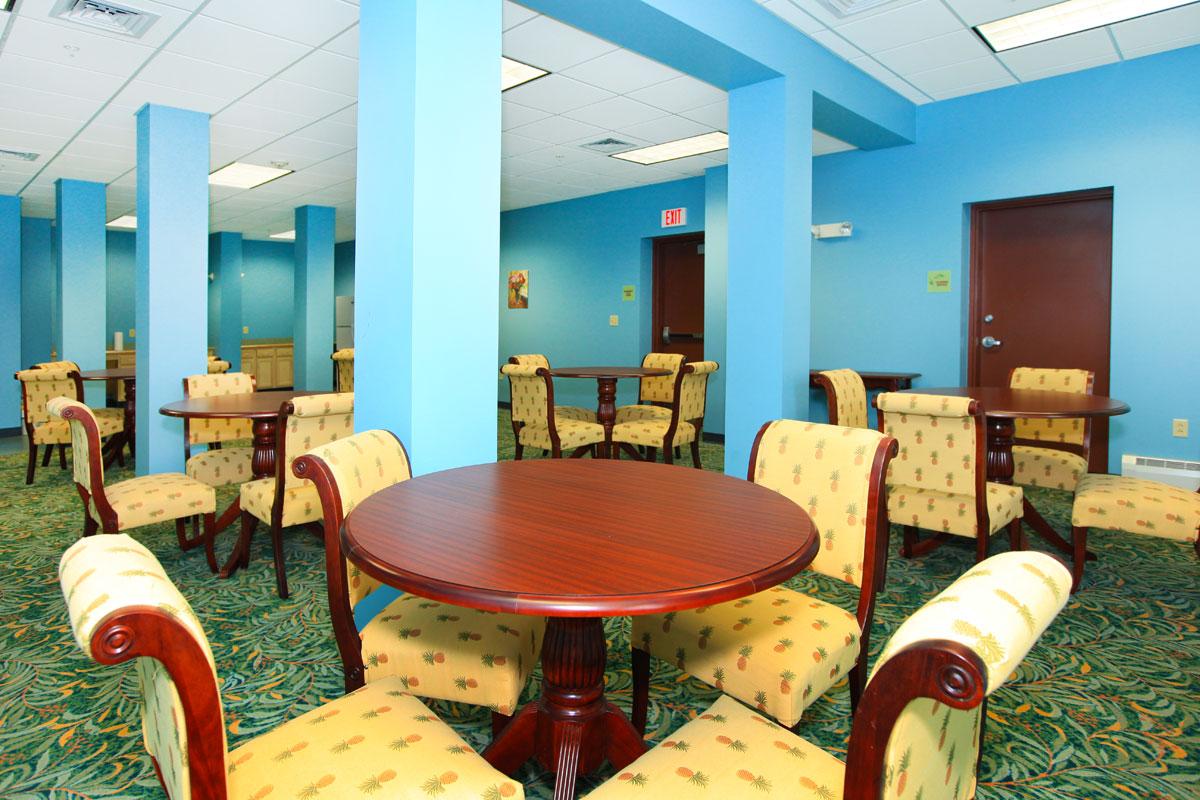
left=0, top=417, right=1196, bottom=799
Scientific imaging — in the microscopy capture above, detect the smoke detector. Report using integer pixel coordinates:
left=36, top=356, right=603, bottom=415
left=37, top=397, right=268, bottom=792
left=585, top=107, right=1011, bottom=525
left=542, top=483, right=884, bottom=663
left=49, top=0, right=159, bottom=38
left=580, top=138, right=636, bottom=155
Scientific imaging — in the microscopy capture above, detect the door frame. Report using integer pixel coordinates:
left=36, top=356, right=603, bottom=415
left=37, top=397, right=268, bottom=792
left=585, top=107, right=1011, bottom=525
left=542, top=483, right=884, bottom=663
left=966, top=187, right=1114, bottom=385
left=651, top=231, right=705, bottom=354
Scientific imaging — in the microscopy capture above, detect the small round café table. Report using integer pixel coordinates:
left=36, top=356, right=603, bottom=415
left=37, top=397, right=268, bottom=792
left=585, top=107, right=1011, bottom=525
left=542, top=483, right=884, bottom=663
left=160, top=389, right=322, bottom=576
left=342, top=458, right=818, bottom=800
left=549, top=367, right=671, bottom=457
left=903, top=387, right=1130, bottom=556
left=78, top=367, right=136, bottom=463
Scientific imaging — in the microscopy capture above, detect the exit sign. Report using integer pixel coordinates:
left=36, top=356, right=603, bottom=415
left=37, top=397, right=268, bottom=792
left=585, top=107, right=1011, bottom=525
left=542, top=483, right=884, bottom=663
left=661, top=207, right=687, bottom=227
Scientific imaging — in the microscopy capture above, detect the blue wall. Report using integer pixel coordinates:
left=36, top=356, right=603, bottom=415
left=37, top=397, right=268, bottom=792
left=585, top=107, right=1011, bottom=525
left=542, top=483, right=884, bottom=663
left=107, top=230, right=135, bottom=349
left=812, top=46, right=1200, bottom=469
left=499, top=177, right=706, bottom=412
left=20, top=218, right=55, bottom=369
left=335, top=240, right=355, bottom=298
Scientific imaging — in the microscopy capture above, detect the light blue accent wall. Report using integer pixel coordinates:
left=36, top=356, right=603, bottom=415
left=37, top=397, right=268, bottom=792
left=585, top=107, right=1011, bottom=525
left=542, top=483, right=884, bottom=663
left=812, top=46, right=1200, bottom=469
left=106, top=230, right=134, bottom=351
left=294, top=205, right=335, bottom=390
left=703, top=166, right=728, bottom=451
left=499, top=177, right=706, bottom=411
left=55, top=179, right=107, bottom=406
left=356, top=0, right=500, bottom=475
left=0, top=197, right=20, bottom=429
left=20, top=217, right=54, bottom=370
left=136, top=104, right=209, bottom=474
left=211, top=232, right=243, bottom=369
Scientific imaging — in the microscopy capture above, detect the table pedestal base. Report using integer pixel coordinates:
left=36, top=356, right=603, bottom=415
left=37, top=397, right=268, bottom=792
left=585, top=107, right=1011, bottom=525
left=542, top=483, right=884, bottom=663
left=485, top=617, right=646, bottom=800
left=596, top=379, right=617, bottom=459
left=213, top=418, right=278, bottom=579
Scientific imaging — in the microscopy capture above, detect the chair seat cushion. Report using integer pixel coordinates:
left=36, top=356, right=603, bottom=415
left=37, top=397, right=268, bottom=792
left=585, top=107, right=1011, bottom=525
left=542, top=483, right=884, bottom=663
left=240, top=478, right=321, bottom=527
left=91, top=473, right=216, bottom=531
left=185, top=446, right=253, bottom=487
left=518, top=419, right=606, bottom=452
left=360, top=594, right=544, bottom=716
left=587, top=694, right=845, bottom=799
left=1014, top=445, right=1087, bottom=491
left=887, top=482, right=1022, bottom=537
left=1073, top=474, right=1200, bottom=543
left=34, top=408, right=123, bottom=445
left=632, top=587, right=860, bottom=727
left=612, top=419, right=696, bottom=448
left=614, top=404, right=672, bottom=424
left=555, top=405, right=598, bottom=423
left=226, top=677, right=524, bottom=800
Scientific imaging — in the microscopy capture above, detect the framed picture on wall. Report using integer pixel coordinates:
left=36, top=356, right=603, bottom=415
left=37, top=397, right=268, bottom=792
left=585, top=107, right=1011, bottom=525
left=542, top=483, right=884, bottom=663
left=508, top=269, right=529, bottom=309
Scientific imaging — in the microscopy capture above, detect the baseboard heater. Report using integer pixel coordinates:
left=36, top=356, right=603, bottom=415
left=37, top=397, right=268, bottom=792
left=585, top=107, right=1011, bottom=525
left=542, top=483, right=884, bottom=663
left=1121, top=454, right=1200, bottom=491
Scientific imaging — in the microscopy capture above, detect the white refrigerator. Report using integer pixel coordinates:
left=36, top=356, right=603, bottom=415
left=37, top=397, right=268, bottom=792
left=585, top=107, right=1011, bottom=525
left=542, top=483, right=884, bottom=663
left=335, top=296, right=354, bottom=350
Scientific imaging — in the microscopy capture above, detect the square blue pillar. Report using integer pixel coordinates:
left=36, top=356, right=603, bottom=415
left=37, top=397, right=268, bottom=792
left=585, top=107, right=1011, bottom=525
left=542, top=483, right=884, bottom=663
left=210, top=232, right=243, bottom=370
left=136, top=104, right=210, bottom=474
left=356, top=0, right=500, bottom=474
left=294, top=205, right=335, bottom=391
left=724, top=78, right=813, bottom=475
left=0, top=196, right=20, bottom=430
left=54, top=179, right=107, bottom=407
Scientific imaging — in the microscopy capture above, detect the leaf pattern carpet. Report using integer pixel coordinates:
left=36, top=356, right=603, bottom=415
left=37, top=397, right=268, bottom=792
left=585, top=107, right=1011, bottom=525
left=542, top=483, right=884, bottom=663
left=0, top=416, right=1196, bottom=799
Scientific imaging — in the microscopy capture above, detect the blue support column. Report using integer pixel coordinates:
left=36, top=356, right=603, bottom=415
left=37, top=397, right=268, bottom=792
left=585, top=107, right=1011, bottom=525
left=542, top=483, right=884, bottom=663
left=136, top=104, right=209, bottom=474
left=294, top=205, right=335, bottom=391
left=0, top=196, right=20, bottom=430
left=210, top=232, right=243, bottom=370
left=356, top=0, right=500, bottom=474
left=20, top=218, right=54, bottom=369
left=54, top=179, right=107, bottom=406
left=723, top=77, right=812, bottom=474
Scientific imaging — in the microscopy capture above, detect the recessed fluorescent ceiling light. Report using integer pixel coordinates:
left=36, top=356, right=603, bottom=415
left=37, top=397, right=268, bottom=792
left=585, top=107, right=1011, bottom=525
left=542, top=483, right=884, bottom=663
left=1, top=0, right=16, bottom=13
left=106, top=215, right=137, bottom=229
left=208, top=162, right=292, bottom=189
left=269, top=230, right=296, bottom=241
left=611, top=132, right=729, bottom=165
left=501, top=56, right=548, bottom=91
left=975, top=0, right=1197, bottom=52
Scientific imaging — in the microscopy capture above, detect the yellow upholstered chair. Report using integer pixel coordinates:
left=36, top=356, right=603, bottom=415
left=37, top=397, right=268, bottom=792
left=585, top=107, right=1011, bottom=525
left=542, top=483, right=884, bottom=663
left=332, top=347, right=354, bottom=391
left=590, top=551, right=1071, bottom=800
left=1069, top=476, right=1200, bottom=591
left=16, top=368, right=124, bottom=484
left=814, top=368, right=869, bottom=428
left=48, top=397, right=215, bottom=563
left=876, top=392, right=1023, bottom=563
left=501, top=363, right=606, bottom=458
left=206, top=357, right=231, bottom=374
left=35, top=359, right=81, bottom=371
left=614, top=352, right=686, bottom=424
left=611, top=361, right=718, bottom=468
left=1009, top=367, right=1095, bottom=491
left=294, top=431, right=544, bottom=722
left=506, top=354, right=596, bottom=422
left=630, top=420, right=897, bottom=731
left=181, top=372, right=255, bottom=488
left=58, top=534, right=524, bottom=800
left=238, top=392, right=354, bottom=598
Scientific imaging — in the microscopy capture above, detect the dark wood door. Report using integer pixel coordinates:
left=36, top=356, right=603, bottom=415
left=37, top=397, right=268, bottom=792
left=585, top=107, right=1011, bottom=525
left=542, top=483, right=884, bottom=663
left=969, top=188, right=1113, bottom=472
left=653, top=233, right=705, bottom=362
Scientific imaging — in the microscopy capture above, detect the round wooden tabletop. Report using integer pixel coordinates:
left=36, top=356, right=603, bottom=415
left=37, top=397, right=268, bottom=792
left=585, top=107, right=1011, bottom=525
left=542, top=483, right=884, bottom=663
left=905, top=387, right=1130, bottom=419
left=343, top=459, right=818, bottom=618
left=78, top=368, right=135, bottom=381
left=159, top=390, right=324, bottom=420
left=550, top=367, right=671, bottom=379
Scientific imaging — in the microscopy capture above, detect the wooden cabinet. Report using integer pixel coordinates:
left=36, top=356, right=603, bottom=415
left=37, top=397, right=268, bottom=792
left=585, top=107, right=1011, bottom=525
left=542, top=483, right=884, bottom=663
left=240, top=341, right=294, bottom=389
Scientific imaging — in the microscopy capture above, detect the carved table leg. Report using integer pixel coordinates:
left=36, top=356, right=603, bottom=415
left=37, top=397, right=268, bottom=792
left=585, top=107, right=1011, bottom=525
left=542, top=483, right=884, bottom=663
left=595, top=379, right=618, bottom=459
left=216, top=418, right=276, bottom=579
left=123, top=378, right=136, bottom=459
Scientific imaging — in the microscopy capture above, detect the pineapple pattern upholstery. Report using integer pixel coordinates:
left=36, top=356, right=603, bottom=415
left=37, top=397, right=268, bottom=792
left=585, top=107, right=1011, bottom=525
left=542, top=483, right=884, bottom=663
left=34, top=359, right=81, bottom=371
left=816, top=369, right=869, bottom=429
left=507, top=354, right=596, bottom=422
left=1010, top=367, right=1093, bottom=491
left=206, top=359, right=231, bottom=374
left=332, top=347, right=354, bottom=392
left=590, top=551, right=1071, bottom=800
left=612, top=361, right=717, bottom=463
left=295, top=430, right=544, bottom=714
left=631, top=421, right=895, bottom=728
left=58, top=535, right=524, bottom=800
left=182, top=372, right=255, bottom=488
left=501, top=364, right=605, bottom=456
left=17, top=368, right=124, bottom=443
left=614, top=352, right=685, bottom=424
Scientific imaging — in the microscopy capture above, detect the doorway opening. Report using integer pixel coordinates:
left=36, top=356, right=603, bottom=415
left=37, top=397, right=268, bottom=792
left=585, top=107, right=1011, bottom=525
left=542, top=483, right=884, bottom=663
left=652, top=232, right=705, bottom=363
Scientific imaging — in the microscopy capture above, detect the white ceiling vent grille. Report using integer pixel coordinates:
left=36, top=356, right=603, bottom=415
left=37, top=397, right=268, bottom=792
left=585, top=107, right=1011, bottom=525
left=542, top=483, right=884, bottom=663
left=49, top=0, right=159, bottom=38
left=580, top=138, right=635, bottom=154
left=813, top=0, right=901, bottom=18
left=0, top=148, right=39, bottom=162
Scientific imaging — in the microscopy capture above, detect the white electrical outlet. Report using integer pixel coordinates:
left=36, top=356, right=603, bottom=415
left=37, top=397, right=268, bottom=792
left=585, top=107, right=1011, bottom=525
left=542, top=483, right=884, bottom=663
left=609, top=315, right=618, bottom=327
left=1172, top=419, right=1189, bottom=438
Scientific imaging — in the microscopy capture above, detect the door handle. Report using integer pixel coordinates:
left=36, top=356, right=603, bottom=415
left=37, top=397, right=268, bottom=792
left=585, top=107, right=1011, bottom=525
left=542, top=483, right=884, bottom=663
left=981, top=335, right=1002, bottom=349
left=661, top=325, right=671, bottom=345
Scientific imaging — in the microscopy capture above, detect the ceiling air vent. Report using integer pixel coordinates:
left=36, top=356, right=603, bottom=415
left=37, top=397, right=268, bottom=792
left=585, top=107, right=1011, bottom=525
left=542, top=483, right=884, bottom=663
left=813, top=0, right=901, bottom=18
left=49, top=0, right=159, bottom=38
left=580, top=138, right=635, bottom=155
left=0, top=148, right=39, bottom=162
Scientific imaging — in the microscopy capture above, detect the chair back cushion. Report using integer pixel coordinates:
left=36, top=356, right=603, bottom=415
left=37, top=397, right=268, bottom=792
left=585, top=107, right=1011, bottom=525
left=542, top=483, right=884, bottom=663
left=877, top=392, right=979, bottom=497
left=206, top=359, right=231, bottom=374
left=509, top=353, right=550, bottom=368
left=639, top=352, right=686, bottom=404
left=47, top=396, right=101, bottom=487
left=1009, top=367, right=1092, bottom=446
left=869, top=551, right=1070, bottom=800
left=818, top=369, right=869, bottom=428
left=59, top=535, right=227, bottom=800
left=36, top=360, right=81, bottom=371
left=501, top=364, right=551, bottom=426
left=283, top=392, right=355, bottom=487
left=752, top=420, right=887, bottom=587
left=183, top=372, right=255, bottom=444
left=678, top=361, right=718, bottom=421
left=332, top=348, right=354, bottom=391
left=18, top=368, right=79, bottom=426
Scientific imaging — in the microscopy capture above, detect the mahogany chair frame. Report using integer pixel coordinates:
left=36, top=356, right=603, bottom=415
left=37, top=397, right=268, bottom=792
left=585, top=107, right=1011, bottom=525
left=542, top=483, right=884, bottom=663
left=630, top=421, right=898, bottom=733
left=16, top=368, right=85, bottom=484
left=57, top=402, right=213, bottom=564
left=503, top=360, right=595, bottom=460
left=614, top=364, right=707, bottom=468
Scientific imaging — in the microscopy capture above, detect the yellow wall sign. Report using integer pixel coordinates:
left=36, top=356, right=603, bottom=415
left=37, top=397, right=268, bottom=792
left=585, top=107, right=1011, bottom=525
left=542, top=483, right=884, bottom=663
left=927, top=270, right=951, bottom=293
left=622, top=285, right=635, bottom=301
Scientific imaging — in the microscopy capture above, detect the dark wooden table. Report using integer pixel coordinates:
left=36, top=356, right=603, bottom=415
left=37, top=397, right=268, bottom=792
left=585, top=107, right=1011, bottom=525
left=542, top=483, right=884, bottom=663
left=79, top=368, right=136, bottom=464
left=903, top=386, right=1130, bottom=556
left=342, top=458, right=819, bottom=800
left=549, top=367, right=671, bottom=457
left=810, top=369, right=921, bottom=391
left=160, top=390, right=321, bottom=576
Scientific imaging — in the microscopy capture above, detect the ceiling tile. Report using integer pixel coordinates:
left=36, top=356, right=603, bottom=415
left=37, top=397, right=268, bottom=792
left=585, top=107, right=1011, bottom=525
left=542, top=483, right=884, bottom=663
left=3, top=15, right=154, bottom=77
left=0, top=83, right=103, bottom=120
left=293, top=118, right=358, bottom=147
left=502, top=101, right=551, bottom=131
left=0, top=53, right=124, bottom=101
left=999, top=29, right=1117, bottom=81
left=809, top=29, right=866, bottom=61
left=165, top=15, right=311, bottom=75
left=209, top=122, right=281, bottom=152
left=503, top=1, right=538, bottom=31
left=875, top=29, right=990, bottom=74
left=281, top=50, right=359, bottom=96
left=561, top=48, right=682, bottom=94
left=323, top=25, right=359, bottom=58
left=620, top=114, right=713, bottom=143
left=17, top=0, right=194, bottom=49
left=906, top=55, right=1014, bottom=95
left=1018, top=53, right=1122, bottom=83
left=508, top=116, right=608, bottom=145
left=1121, top=32, right=1200, bottom=60
left=1112, top=4, right=1200, bottom=51
left=75, top=122, right=137, bottom=149
left=502, top=75, right=614, bottom=114
left=200, top=0, right=359, bottom=46
left=760, top=0, right=826, bottom=34
left=849, top=56, right=932, bottom=102
left=111, top=80, right=229, bottom=114
left=242, top=79, right=354, bottom=119
left=563, top=96, right=665, bottom=128
left=628, top=76, right=726, bottom=113
left=0, top=108, right=80, bottom=139
left=502, top=15, right=618, bottom=72
left=813, top=130, right=856, bottom=155
left=60, top=138, right=134, bottom=162
left=0, top=126, right=68, bottom=155
left=502, top=132, right=552, bottom=157
left=834, top=0, right=964, bottom=52
left=944, top=0, right=1068, bottom=27
left=247, top=135, right=352, bottom=171
left=213, top=102, right=316, bottom=134
left=928, top=76, right=1015, bottom=100
left=138, top=52, right=265, bottom=101
left=678, top=100, right=729, bottom=129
